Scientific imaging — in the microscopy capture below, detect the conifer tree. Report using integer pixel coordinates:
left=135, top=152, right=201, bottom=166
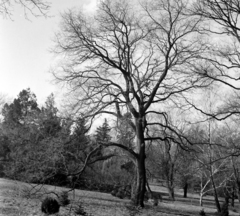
left=95, top=119, right=111, bottom=143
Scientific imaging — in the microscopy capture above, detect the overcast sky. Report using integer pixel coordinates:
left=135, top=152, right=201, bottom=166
left=0, top=0, right=97, bottom=105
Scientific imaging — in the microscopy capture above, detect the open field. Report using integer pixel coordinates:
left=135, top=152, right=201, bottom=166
left=0, top=178, right=239, bottom=216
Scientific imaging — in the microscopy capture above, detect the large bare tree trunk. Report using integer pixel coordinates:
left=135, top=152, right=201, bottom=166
left=134, top=157, right=146, bottom=207
left=132, top=117, right=146, bottom=207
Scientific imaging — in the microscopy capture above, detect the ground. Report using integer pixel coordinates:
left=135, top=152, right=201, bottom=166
left=0, top=178, right=239, bottom=216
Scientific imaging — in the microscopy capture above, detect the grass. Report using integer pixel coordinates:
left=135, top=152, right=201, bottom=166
left=0, top=178, right=239, bottom=216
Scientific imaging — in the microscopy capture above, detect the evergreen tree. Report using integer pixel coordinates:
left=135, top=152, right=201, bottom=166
left=40, top=93, right=61, bottom=137
left=95, top=118, right=111, bottom=143
left=64, top=117, right=90, bottom=165
left=0, top=90, right=65, bottom=182
left=2, top=88, right=40, bottom=127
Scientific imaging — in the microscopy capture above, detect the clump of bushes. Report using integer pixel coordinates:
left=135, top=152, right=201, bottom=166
left=41, top=197, right=60, bottom=215
left=126, top=204, right=143, bottom=216
left=75, top=203, right=93, bottom=216
left=111, top=185, right=131, bottom=199
left=199, top=209, right=206, bottom=216
left=220, top=201, right=229, bottom=216
left=58, top=191, right=70, bottom=206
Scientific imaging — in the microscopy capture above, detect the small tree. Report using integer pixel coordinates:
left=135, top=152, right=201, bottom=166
left=173, top=147, right=195, bottom=198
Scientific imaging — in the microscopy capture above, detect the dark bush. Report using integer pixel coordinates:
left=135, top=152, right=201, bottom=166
left=75, top=203, right=92, bottom=216
left=220, top=201, right=229, bottom=216
left=58, top=191, right=70, bottom=206
left=116, top=190, right=124, bottom=199
left=41, top=197, right=60, bottom=215
left=199, top=209, right=206, bottom=216
left=111, top=185, right=131, bottom=199
left=44, top=173, right=69, bottom=186
left=111, top=189, right=117, bottom=196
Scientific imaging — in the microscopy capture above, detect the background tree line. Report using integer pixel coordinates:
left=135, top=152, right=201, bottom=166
left=1, top=87, right=240, bottom=212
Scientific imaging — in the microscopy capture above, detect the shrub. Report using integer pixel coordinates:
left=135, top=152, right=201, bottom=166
left=111, top=189, right=117, bottom=196
left=220, top=202, right=229, bottom=216
left=41, top=197, right=60, bottom=215
left=75, top=203, right=92, bottom=216
left=126, top=204, right=143, bottom=216
left=111, top=185, right=131, bottom=199
left=199, top=209, right=206, bottom=216
left=58, top=191, right=70, bottom=206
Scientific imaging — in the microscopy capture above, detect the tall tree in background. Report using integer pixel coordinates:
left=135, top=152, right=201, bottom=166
left=93, top=118, right=112, bottom=163
left=95, top=119, right=111, bottom=143
left=1, top=90, right=66, bottom=183
left=40, top=93, right=61, bottom=137
left=1, top=88, right=41, bottom=179
left=2, top=88, right=40, bottom=127
left=52, top=0, right=211, bottom=206
left=63, top=117, right=90, bottom=175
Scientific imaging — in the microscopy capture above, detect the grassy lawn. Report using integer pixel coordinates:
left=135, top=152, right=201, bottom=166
left=0, top=178, right=239, bottom=216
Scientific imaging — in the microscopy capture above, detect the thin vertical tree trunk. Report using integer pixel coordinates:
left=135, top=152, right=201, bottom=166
left=236, top=181, right=240, bottom=204
left=167, top=163, right=175, bottom=201
left=183, top=182, right=188, bottom=198
left=237, top=190, right=240, bottom=204
left=231, top=196, right=235, bottom=207
left=200, top=191, right=204, bottom=206
left=167, top=185, right=175, bottom=201
left=231, top=187, right=235, bottom=207
left=210, top=175, right=221, bottom=212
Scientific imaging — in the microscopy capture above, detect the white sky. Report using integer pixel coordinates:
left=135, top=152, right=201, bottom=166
left=0, top=0, right=97, bottom=106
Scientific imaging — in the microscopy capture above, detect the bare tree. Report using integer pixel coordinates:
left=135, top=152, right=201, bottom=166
left=52, top=0, right=210, bottom=207
left=216, top=121, right=240, bottom=204
left=0, top=0, right=50, bottom=18
left=188, top=0, right=240, bottom=120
